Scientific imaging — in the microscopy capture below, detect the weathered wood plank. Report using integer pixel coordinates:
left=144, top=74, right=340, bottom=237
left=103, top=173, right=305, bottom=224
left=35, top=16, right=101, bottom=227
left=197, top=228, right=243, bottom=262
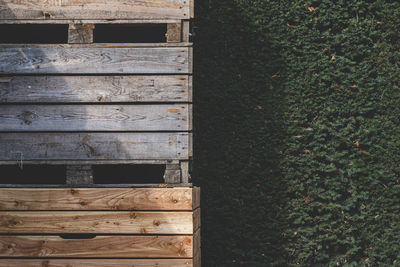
left=0, top=0, right=190, bottom=20
left=0, top=259, right=194, bottom=267
left=0, top=43, right=191, bottom=48
left=0, top=188, right=196, bottom=210
left=0, top=211, right=194, bottom=234
left=0, top=104, right=191, bottom=131
left=0, top=76, right=191, bottom=103
left=68, top=24, right=94, bottom=44
left=0, top=47, right=191, bottom=74
left=0, top=235, right=193, bottom=258
left=0, top=132, right=189, bottom=161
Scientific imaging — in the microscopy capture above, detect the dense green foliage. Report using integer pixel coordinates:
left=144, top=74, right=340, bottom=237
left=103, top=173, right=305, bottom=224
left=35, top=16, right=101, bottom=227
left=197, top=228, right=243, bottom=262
left=194, top=1, right=400, bottom=266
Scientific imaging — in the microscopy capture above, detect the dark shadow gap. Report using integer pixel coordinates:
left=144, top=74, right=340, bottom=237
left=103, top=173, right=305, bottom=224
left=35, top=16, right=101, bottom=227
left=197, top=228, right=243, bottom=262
left=94, top=24, right=167, bottom=43
left=0, top=165, right=66, bottom=184
left=0, top=24, right=68, bottom=44
left=93, top=164, right=166, bottom=184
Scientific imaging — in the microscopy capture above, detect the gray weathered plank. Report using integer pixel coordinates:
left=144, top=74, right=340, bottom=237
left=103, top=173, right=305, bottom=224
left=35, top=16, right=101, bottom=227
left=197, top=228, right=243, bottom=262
left=0, top=19, right=182, bottom=25
left=0, top=104, right=191, bottom=131
left=0, top=47, right=192, bottom=74
left=0, top=132, right=189, bottom=161
left=0, top=76, right=190, bottom=103
left=0, top=0, right=191, bottom=20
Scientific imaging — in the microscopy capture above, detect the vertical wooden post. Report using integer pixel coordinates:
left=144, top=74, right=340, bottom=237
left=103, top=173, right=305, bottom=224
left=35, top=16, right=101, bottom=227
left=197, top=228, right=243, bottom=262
left=182, top=21, right=190, bottom=42
left=66, top=165, right=93, bottom=185
left=68, top=24, right=95, bottom=44
left=180, top=161, right=190, bottom=183
left=166, top=23, right=182, bottom=43
left=163, top=162, right=181, bottom=183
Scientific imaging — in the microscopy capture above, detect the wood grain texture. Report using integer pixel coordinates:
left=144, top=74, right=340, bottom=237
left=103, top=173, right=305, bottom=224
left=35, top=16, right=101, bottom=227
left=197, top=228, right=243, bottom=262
left=0, top=235, right=193, bottom=258
left=0, top=211, right=194, bottom=234
left=0, top=259, right=194, bottom=267
left=0, top=132, right=189, bottom=161
left=0, top=75, right=191, bottom=103
left=0, top=188, right=196, bottom=210
left=0, top=0, right=190, bottom=20
left=0, top=104, right=191, bottom=131
left=0, top=47, right=191, bottom=74
left=68, top=24, right=94, bottom=44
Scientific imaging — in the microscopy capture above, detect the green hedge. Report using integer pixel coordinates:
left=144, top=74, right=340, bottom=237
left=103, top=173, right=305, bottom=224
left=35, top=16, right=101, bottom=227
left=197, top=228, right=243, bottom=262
left=194, top=0, right=400, bottom=266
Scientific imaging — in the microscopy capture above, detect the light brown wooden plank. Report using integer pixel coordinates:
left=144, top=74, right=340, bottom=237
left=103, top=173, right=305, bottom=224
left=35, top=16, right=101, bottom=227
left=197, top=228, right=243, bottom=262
left=0, top=235, right=192, bottom=258
left=0, top=75, right=191, bottom=103
left=0, top=104, right=191, bottom=131
left=0, top=259, right=194, bottom=267
left=0, top=47, right=191, bottom=74
left=0, top=211, right=194, bottom=234
left=0, top=132, right=189, bottom=161
left=68, top=24, right=94, bottom=44
left=0, top=0, right=190, bottom=20
left=0, top=188, right=196, bottom=210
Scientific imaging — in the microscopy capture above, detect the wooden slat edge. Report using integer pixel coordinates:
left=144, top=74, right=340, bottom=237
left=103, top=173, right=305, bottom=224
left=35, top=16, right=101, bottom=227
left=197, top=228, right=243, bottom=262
left=193, top=229, right=201, bottom=267
left=193, top=208, right=201, bottom=233
left=192, top=187, right=200, bottom=209
left=0, top=259, right=194, bottom=267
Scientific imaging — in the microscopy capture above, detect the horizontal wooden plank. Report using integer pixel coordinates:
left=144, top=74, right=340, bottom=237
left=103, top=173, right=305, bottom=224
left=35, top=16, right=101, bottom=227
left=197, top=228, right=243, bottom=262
left=0, top=0, right=190, bottom=20
left=0, top=76, right=191, bottom=103
left=0, top=211, right=194, bottom=234
left=0, top=259, right=193, bottom=267
left=0, top=47, right=192, bottom=74
left=0, top=132, right=189, bottom=161
left=0, top=19, right=183, bottom=25
left=0, top=188, right=196, bottom=210
left=0, top=43, right=192, bottom=48
left=0, top=104, right=191, bottom=131
left=0, top=235, right=193, bottom=258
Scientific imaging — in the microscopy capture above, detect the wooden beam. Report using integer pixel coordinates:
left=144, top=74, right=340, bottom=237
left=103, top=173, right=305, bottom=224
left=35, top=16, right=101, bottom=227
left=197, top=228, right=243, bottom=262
left=0, top=0, right=190, bottom=20
left=0, top=75, right=191, bottom=103
left=68, top=24, right=94, bottom=44
left=0, top=188, right=197, bottom=210
left=66, top=165, right=93, bottom=185
left=0, top=211, right=195, bottom=234
left=0, top=259, right=194, bottom=267
left=0, top=132, right=189, bottom=161
left=164, top=163, right=181, bottom=183
left=0, top=104, right=191, bottom=131
left=180, top=161, right=190, bottom=183
left=182, top=21, right=191, bottom=42
left=0, top=46, right=192, bottom=74
left=0, top=235, right=193, bottom=258
left=167, top=23, right=182, bottom=43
